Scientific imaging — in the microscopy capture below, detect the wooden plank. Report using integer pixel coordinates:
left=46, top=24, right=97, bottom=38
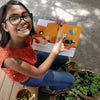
left=0, top=75, right=13, bottom=100
left=10, top=82, right=24, bottom=100
left=0, top=69, right=6, bottom=90
left=24, top=86, right=39, bottom=100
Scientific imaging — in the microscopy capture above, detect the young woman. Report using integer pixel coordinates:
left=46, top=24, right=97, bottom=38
left=0, top=0, right=74, bottom=94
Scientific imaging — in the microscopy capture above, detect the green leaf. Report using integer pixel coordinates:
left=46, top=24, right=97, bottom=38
left=65, top=97, right=70, bottom=100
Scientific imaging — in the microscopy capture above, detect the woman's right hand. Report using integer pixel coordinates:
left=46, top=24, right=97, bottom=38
left=51, top=39, right=65, bottom=55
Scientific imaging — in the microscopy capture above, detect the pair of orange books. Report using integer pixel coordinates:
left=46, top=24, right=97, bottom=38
left=32, top=19, right=82, bottom=57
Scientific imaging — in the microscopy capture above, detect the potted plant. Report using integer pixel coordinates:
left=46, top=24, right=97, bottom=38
left=50, top=90, right=81, bottom=100
left=16, top=88, right=35, bottom=100
left=61, top=61, right=82, bottom=75
left=72, top=70, right=100, bottom=100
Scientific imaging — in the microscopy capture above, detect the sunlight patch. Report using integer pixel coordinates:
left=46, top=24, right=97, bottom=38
left=41, top=0, right=47, bottom=4
left=20, top=0, right=28, bottom=5
left=56, top=8, right=74, bottom=22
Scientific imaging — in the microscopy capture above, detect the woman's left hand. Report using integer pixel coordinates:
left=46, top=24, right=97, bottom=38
left=55, top=17, right=66, bottom=27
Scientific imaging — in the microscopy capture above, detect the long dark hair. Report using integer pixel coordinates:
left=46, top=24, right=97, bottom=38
left=0, top=0, right=36, bottom=47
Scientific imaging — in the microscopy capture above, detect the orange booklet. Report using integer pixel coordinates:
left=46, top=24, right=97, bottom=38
left=32, top=19, right=82, bottom=57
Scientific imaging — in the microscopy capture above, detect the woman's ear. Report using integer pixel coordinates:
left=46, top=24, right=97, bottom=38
left=1, top=23, right=8, bottom=32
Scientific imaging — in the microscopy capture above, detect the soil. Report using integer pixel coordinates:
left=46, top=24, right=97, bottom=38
left=55, top=92, right=79, bottom=100
left=16, top=89, right=32, bottom=100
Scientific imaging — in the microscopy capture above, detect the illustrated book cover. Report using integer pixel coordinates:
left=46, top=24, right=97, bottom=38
left=32, top=19, right=82, bottom=57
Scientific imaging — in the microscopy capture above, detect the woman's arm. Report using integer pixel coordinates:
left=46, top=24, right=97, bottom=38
left=4, top=40, right=64, bottom=78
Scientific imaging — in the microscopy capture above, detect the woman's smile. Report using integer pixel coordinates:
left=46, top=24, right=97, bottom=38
left=17, top=26, right=29, bottom=33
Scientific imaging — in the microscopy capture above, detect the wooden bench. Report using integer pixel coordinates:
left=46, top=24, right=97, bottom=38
left=0, top=68, right=39, bottom=100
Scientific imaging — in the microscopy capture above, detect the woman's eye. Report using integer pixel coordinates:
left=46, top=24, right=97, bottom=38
left=23, top=15, right=29, bottom=18
left=11, top=17, right=19, bottom=21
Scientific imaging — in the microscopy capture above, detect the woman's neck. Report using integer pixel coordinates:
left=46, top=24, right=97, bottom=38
left=6, top=37, right=26, bottom=49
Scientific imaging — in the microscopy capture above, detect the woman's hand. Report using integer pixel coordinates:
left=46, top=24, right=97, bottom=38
left=51, top=39, right=65, bottom=55
left=55, top=17, right=66, bottom=27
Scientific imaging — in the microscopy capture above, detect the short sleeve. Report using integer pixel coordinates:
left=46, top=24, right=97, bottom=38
left=0, top=47, right=9, bottom=68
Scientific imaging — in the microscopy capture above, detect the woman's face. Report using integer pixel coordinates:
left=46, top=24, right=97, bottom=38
left=3, top=5, right=32, bottom=38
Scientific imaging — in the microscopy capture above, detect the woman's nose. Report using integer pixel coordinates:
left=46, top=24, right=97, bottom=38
left=20, top=18, right=26, bottom=24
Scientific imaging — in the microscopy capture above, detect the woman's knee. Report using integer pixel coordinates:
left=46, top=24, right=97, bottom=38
left=65, top=72, right=75, bottom=84
left=65, top=74, right=75, bottom=88
left=70, top=74, right=75, bottom=84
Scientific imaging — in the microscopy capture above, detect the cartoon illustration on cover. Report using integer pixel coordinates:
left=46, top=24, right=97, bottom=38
left=32, top=19, right=82, bottom=57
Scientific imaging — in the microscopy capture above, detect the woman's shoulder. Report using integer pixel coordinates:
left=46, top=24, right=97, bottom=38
left=0, top=46, right=9, bottom=62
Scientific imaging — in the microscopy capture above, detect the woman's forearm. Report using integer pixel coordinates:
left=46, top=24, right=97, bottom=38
left=37, top=40, right=64, bottom=77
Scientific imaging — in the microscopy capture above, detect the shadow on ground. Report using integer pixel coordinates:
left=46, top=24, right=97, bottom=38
left=38, top=88, right=50, bottom=100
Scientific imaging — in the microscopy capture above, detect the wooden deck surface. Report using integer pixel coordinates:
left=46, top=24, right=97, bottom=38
left=0, top=68, right=38, bottom=100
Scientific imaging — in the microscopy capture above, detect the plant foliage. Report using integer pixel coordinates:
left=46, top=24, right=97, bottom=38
left=72, top=70, right=100, bottom=97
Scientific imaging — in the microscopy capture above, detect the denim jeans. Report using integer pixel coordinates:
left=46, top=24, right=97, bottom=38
left=21, top=51, right=75, bottom=90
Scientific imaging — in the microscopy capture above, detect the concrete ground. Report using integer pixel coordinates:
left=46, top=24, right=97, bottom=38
left=0, top=0, right=100, bottom=100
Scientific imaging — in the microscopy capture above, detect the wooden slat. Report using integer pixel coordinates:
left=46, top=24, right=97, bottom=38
left=24, top=86, right=39, bottom=100
left=0, top=69, right=39, bottom=100
left=10, top=82, right=24, bottom=100
left=0, top=69, right=6, bottom=90
left=0, top=75, right=14, bottom=100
